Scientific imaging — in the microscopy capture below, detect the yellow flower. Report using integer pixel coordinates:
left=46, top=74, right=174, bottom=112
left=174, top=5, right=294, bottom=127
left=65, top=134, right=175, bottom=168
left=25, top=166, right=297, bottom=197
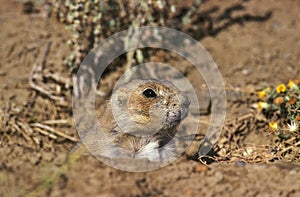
left=257, top=101, right=269, bottom=110
left=287, top=80, right=295, bottom=88
left=276, top=83, right=286, bottom=93
left=264, top=87, right=271, bottom=92
left=258, top=90, right=267, bottom=99
left=269, top=121, right=279, bottom=132
left=287, top=80, right=299, bottom=90
left=257, top=87, right=271, bottom=99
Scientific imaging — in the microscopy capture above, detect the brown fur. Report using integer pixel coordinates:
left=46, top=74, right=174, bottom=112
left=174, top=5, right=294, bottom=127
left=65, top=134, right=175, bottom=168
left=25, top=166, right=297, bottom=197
left=98, top=79, right=189, bottom=160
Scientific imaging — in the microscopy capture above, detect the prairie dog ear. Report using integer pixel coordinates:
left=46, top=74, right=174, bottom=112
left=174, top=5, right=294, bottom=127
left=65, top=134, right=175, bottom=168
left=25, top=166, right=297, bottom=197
left=113, top=89, right=127, bottom=107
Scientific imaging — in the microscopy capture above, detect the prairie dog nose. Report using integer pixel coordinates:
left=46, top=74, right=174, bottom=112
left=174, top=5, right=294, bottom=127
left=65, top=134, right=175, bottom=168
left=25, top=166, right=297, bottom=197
left=179, top=93, right=190, bottom=108
left=168, top=93, right=190, bottom=109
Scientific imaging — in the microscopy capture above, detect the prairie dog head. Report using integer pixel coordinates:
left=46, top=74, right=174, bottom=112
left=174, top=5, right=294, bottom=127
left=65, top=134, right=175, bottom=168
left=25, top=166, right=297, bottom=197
left=111, top=79, right=190, bottom=136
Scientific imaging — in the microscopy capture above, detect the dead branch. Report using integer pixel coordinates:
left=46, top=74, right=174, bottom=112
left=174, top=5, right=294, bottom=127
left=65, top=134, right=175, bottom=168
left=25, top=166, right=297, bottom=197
left=279, top=140, right=300, bottom=155
left=33, top=127, right=58, bottom=140
left=44, top=72, right=71, bottom=89
left=29, top=41, right=68, bottom=105
left=31, top=122, right=78, bottom=142
left=42, top=119, right=70, bottom=125
left=29, top=63, right=66, bottom=102
left=41, top=41, right=51, bottom=69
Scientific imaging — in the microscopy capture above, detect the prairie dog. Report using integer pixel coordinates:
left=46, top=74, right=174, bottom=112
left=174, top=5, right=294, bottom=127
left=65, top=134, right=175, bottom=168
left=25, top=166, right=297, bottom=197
left=98, top=79, right=190, bottom=161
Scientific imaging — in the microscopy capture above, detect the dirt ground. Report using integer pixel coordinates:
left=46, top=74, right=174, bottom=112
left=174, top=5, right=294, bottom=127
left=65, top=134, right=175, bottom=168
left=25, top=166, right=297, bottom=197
left=1, top=0, right=300, bottom=196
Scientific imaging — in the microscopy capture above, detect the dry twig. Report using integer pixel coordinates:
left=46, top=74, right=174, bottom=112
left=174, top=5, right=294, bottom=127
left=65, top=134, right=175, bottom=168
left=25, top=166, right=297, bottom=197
left=28, top=41, right=70, bottom=105
left=29, top=63, right=66, bottom=102
left=42, top=119, right=70, bottom=125
left=31, top=123, right=78, bottom=142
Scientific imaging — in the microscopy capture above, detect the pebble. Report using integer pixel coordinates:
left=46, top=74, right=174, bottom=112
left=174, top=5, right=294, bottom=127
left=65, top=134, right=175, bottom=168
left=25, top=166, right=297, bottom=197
left=271, top=21, right=281, bottom=31
left=226, top=90, right=242, bottom=102
left=193, top=163, right=209, bottom=173
left=242, top=69, right=251, bottom=75
left=42, top=151, right=54, bottom=162
left=28, top=152, right=42, bottom=165
left=235, top=160, right=246, bottom=167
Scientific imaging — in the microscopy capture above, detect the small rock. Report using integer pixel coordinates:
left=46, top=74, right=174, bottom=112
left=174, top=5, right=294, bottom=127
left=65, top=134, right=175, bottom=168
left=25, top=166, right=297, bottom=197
left=271, top=21, right=281, bottom=31
left=235, top=160, right=246, bottom=167
left=242, top=69, right=251, bottom=75
left=185, top=141, right=200, bottom=158
left=42, top=151, right=54, bottom=162
left=287, top=66, right=293, bottom=71
left=226, top=89, right=242, bottom=102
left=245, top=84, right=255, bottom=93
left=28, top=153, right=42, bottom=165
left=23, top=1, right=38, bottom=14
left=193, top=163, right=209, bottom=173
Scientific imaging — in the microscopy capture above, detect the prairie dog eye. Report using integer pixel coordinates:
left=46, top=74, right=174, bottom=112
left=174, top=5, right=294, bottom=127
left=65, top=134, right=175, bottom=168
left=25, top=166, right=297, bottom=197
left=142, top=88, right=157, bottom=98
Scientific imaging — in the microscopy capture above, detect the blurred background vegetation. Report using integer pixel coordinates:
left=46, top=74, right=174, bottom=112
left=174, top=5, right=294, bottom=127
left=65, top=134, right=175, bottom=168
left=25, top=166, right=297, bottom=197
left=50, top=0, right=203, bottom=71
